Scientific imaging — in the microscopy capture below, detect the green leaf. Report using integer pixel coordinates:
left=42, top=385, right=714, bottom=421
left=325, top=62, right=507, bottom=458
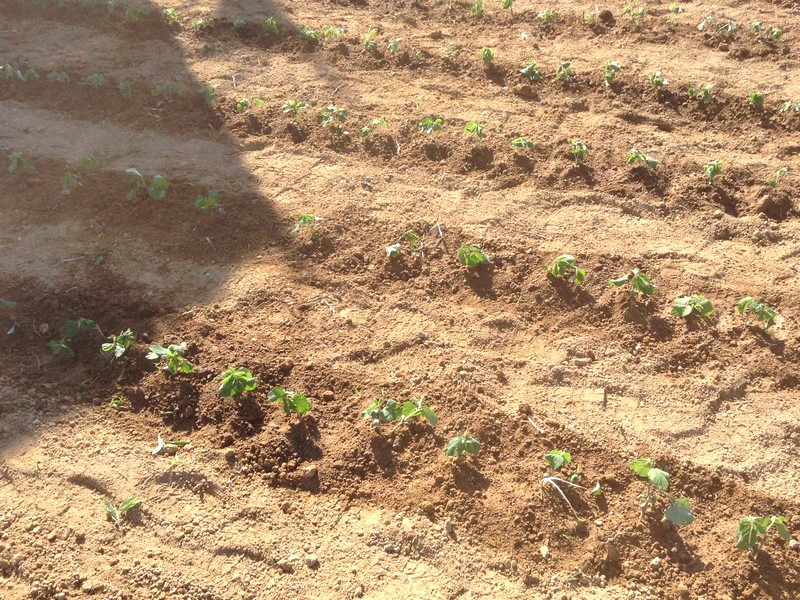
left=118, top=495, right=141, bottom=513
left=629, top=458, right=654, bottom=477
left=545, top=450, right=572, bottom=471
left=671, top=297, right=694, bottom=317
left=591, top=482, right=603, bottom=496
left=772, top=517, right=791, bottom=540
left=291, top=393, right=312, bottom=414
left=463, top=436, right=481, bottom=456
left=421, top=406, right=439, bottom=426
left=609, top=275, right=629, bottom=286
left=64, top=318, right=95, bottom=339
left=381, top=399, right=402, bottom=422
left=49, top=339, right=75, bottom=358
left=648, top=468, right=670, bottom=491
left=401, top=401, right=417, bottom=418
left=148, top=175, right=168, bottom=200
left=219, top=368, right=257, bottom=397
left=736, top=516, right=768, bottom=551
left=268, top=386, right=287, bottom=404
left=664, top=497, right=694, bottom=525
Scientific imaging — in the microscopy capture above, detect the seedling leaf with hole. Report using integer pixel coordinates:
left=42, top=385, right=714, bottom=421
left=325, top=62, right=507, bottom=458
left=146, top=343, right=194, bottom=374
left=219, top=367, right=258, bottom=396
left=101, top=328, right=135, bottom=359
left=672, top=295, right=714, bottom=318
left=445, top=433, right=480, bottom=457
left=268, top=386, right=312, bottom=415
left=546, top=254, right=585, bottom=285
left=737, top=297, right=778, bottom=331
left=457, top=243, right=491, bottom=268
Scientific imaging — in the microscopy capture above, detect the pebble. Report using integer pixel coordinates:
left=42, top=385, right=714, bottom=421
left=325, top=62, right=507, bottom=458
left=279, top=359, right=294, bottom=373
left=383, top=544, right=396, bottom=554
left=280, top=501, right=291, bottom=513
left=277, top=559, right=294, bottom=573
left=305, top=554, right=319, bottom=568
left=321, top=390, right=335, bottom=402
left=540, top=545, right=549, bottom=559
left=650, top=556, right=662, bottom=570
left=224, top=449, right=236, bottom=461
left=790, top=539, right=798, bottom=550
left=444, top=519, right=454, bottom=534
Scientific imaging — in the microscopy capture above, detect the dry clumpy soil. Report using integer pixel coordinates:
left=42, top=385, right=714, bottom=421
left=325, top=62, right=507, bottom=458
left=2, top=0, right=800, bottom=599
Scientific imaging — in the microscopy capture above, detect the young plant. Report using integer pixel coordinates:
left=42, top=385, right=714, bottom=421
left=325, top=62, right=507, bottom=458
left=236, top=97, right=265, bottom=113
left=392, top=397, right=438, bottom=432
left=469, top=0, right=486, bottom=16
left=146, top=343, right=194, bottom=374
left=649, top=69, right=669, bottom=88
left=609, top=268, right=657, bottom=297
left=361, top=397, right=402, bottom=425
left=510, top=136, right=535, bottom=150
left=570, top=139, right=589, bottom=164
left=233, top=19, right=247, bottom=30
left=541, top=452, right=586, bottom=520
left=501, top=0, right=514, bottom=10
left=320, top=105, right=347, bottom=129
left=126, top=168, right=168, bottom=200
left=545, top=450, right=572, bottom=471
left=163, top=8, right=178, bottom=21
left=456, top=243, right=491, bottom=268
left=555, top=61, right=574, bottom=80
left=387, top=38, right=402, bottom=54
left=668, top=3, right=684, bottom=13
left=47, top=71, right=68, bottom=82
left=626, top=148, right=658, bottom=170
left=688, top=83, right=714, bottom=103
left=385, top=229, right=420, bottom=259
left=537, top=9, right=557, bottom=22
left=520, top=60, right=542, bottom=82
left=445, top=433, right=480, bottom=458
left=747, top=91, right=765, bottom=109
left=119, top=82, right=133, bottom=100
left=703, top=159, right=723, bottom=186
left=281, top=100, right=310, bottom=117
left=602, top=60, right=622, bottom=86
left=771, top=27, right=783, bottom=41
left=219, top=367, right=258, bottom=397
left=268, top=386, right=312, bottom=415
left=735, top=516, right=791, bottom=554
left=780, top=101, right=800, bottom=114
left=671, top=295, right=714, bottom=318
left=81, top=73, right=106, bottom=88
left=752, top=21, right=763, bottom=33
left=464, top=120, right=486, bottom=141
left=630, top=459, right=694, bottom=526
left=8, top=152, right=36, bottom=174
left=419, top=117, right=443, bottom=135
left=101, top=328, right=135, bottom=359
left=546, top=254, right=585, bottom=284
left=60, top=172, right=79, bottom=195
left=363, top=28, right=379, bottom=52
left=104, top=495, right=141, bottom=531
left=737, top=297, right=778, bottom=331
left=479, top=47, right=495, bottom=66
left=298, top=25, right=320, bottom=40
left=766, top=166, right=788, bottom=189
left=195, top=189, right=222, bottom=211
left=291, top=213, right=322, bottom=238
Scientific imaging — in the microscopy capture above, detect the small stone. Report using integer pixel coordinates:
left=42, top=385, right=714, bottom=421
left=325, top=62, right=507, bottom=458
left=383, top=544, right=396, bottom=554
left=277, top=559, right=294, bottom=573
left=650, top=556, right=662, bottom=570
left=444, top=519, right=454, bottom=534
left=713, top=209, right=723, bottom=219
left=789, top=539, right=798, bottom=550
left=224, top=449, right=236, bottom=461
left=321, top=390, right=335, bottom=402
left=75, top=532, right=86, bottom=543
left=280, top=501, right=291, bottom=513
left=279, top=359, right=294, bottom=373
left=429, top=30, right=443, bottom=40
left=47, top=531, right=57, bottom=542
left=305, top=554, right=319, bottom=568
left=574, top=357, right=592, bottom=367
left=353, top=583, right=365, bottom=598
left=540, top=545, right=549, bottom=559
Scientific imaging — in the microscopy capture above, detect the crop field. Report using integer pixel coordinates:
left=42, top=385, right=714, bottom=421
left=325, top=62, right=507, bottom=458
left=2, top=0, right=800, bottom=598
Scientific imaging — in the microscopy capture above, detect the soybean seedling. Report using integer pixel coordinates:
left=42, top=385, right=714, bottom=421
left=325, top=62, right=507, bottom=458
left=60, top=172, right=79, bottom=195
left=736, top=516, right=791, bottom=556
left=541, top=450, right=586, bottom=521
left=163, top=8, right=179, bottom=21
left=291, top=213, right=322, bottom=238
left=104, top=495, right=141, bottom=531
left=649, top=69, right=669, bottom=88
left=603, top=60, right=622, bottom=86
left=479, top=47, right=495, bottom=66
left=101, top=328, right=135, bottom=359
left=268, top=386, right=312, bottom=415
left=385, top=229, right=420, bottom=259
left=456, top=243, right=491, bottom=268
left=546, top=254, right=585, bottom=284
left=49, top=318, right=96, bottom=359
left=263, top=18, right=279, bottom=34
left=555, top=61, right=574, bottom=80
left=626, top=149, right=658, bottom=170
left=320, top=106, right=347, bottom=131
left=236, top=97, right=265, bottom=113
left=195, top=189, right=222, bottom=212
left=609, top=268, right=657, bottom=297
left=570, top=140, right=589, bottom=164
left=391, top=397, right=438, bottom=432
left=470, top=0, right=486, bottom=16
left=688, top=84, right=714, bottom=103
left=537, top=9, right=558, bottom=22
left=511, top=136, right=535, bottom=150
left=502, top=0, right=514, bottom=10
left=81, top=73, right=106, bottom=88
left=703, top=159, right=723, bottom=186
left=420, top=117, right=443, bottom=137
left=388, top=38, right=402, bottom=54
left=445, top=433, right=480, bottom=458
left=146, top=343, right=194, bottom=374
left=737, top=297, right=778, bottom=331
left=766, top=166, right=788, bottom=188
left=200, top=85, right=216, bottom=106
left=747, top=91, right=765, bottom=109
left=219, top=367, right=258, bottom=396
left=668, top=3, right=684, bottom=13
left=8, top=152, right=36, bottom=174
left=464, top=120, right=486, bottom=141
left=672, top=295, right=714, bottom=318
left=361, top=397, right=402, bottom=425
left=771, top=27, right=783, bottom=41
left=119, top=82, right=133, bottom=100
left=520, top=60, right=542, bottom=81
left=780, top=101, right=800, bottom=114
left=126, top=168, right=168, bottom=200
left=233, top=19, right=247, bottom=30
left=630, top=459, right=694, bottom=526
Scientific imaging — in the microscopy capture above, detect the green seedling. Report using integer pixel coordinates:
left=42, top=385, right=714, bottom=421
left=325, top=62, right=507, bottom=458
left=268, top=386, right=312, bottom=415
left=649, top=69, right=669, bottom=88
left=387, top=38, right=402, bottom=53
left=200, top=85, right=216, bottom=105
left=420, top=117, right=443, bottom=135
left=703, top=159, right=723, bottom=185
left=195, top=188, right=222, bottom=211
left=520, top=60, right=542, bottom=81
left=603, top=60, right=622, bottom=86
left=391, top=397, right=438, bottom=432
left=110, top=395, right=130, bottom=409
left=1, top=64, right=24, bottom=80
left=688, top=83, right=713, bottom=103
left=609, top=268, right=657, bottom=297
left=362, top=397, right=402, bottom=425
left=386, top=229, right=420, bottom=259
left=736, top=516, right=791, bottom=554
left=718, top=20, right=738, bottom=36
left=118, top=81, right=133, bottom=100
left=780, top=101, right=800, bottom=114
left=1, top=299, right=28, bottom=335
left=668, top=3, right=684, bottom=13
left=191, top=18, right=209, bottom=30
left=546, top=254, right=585, bottom=284
left=101, top=328, right=135, bottom=359
left=49, top=339, right=76, bottom=358
left=81, top=73, right=106, bottom=88
left=771, top=27, right=783, bottom=41
left=299, top=25, right=321, bottom=40
left=80, top=155, right=99, bottom=170
left=555, top=61, right=574, bottom=80
left=150, top=83, right=174, bottom=106
left=511, top=136, right=535, bottom=150
left=236, top=97, right=265, bottom=113
left=219, top=367, right=258, bottom=397
left=626, top=149, right=658, bottom=170
left=456, top=243, right=491, bottom=268
left=440, top=45, right=461, bottom=62
left=479, top=47, right=495, bottom=66
left=47, top=71, right=68, bottom=82
left=104, top=495, right=141, bottom=531
left=146, top=343, right=194, bottom=374
left=630, top=458, right=694, bottom=526
left=622, top=2, right=647, bottom=19
left=541, top=452, right=586, bottom=521
left=61, top=172, right=79, bottom=195
left=263, top=18, right=279, bottom=34
left=502, top=0, right=514, bottom=9
left=323, top=25, right=347, bottom=40
left=672, top=295, right=714, bottom=318
left=766, top=166, right=788, bottom=188
left=464, top=120, right=485, bottom=141
left=163, top=8, right=178, bottom=21
left=537, top=9, right=557, bottom=22
left=64, top=318, right=95, bottom=340
left=591, top=482, right=604, bottom=496
left=747, top=91, right=765, bottom=109
left=570, top=140, right=589, bottom=164
left=364, top=28, right=379, bottom=52
left=291, top=213, right=322, bottom=238
left=470, top=0, right=486, bottom=16
left=545, top=450, right=572, bottom=471
left=233, top=19, right=247, bottom=29
left=150, top=434, right=190, bottom=456
left=126, top=168, right=168, bottom=200
left=737, top=297, right=778, bottom=331
left=320, top=106, right=347, bottom=129
left=8, top=152, right=36, bottom=174
left=445, top=432, right=480, bottom=458
left=752, top=21, right=763, bottom=32
left=281, top=100, right=311, bottom=115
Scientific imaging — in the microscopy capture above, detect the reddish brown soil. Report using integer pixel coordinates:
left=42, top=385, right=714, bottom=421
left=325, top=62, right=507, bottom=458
left=2, top=1, right=800, bottom=599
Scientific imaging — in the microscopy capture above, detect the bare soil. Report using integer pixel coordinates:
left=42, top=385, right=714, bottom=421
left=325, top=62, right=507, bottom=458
left=2, top=0, right=800, bottom=599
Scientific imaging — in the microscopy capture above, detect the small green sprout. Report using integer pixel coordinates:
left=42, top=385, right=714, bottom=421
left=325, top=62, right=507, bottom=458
left=537, top=9, right=557, bottom=22
left=780, top=101, right=800, bottom=114
left=119, top=82, right=133, bottom=100
left=510, top=136, right=535, bottom=150
left=364, top=28, right=379, bottom=52
left=464, top=120, right=486, bottom=140
left=470, top=0, right=486, bottom=16
left=263, top=18, right=279, bottom=34
left=219, top=367, right=258, bottom=397
left=388, top=38, right=402, bottom=54
left=281, top=100, right=311, bottom=115
left=81, top=73, right=106, bottom=88
left=630, top=459, right=694, bottom=526
left=736, top=516, right=791, bottom=553
left=47, top=71, right=68, bottom=82
left=671, top=295, right=714, bottom=318
left=688, top=83, right=714, bottom=103
left=268, top=386, right=312, bottom=415
left=49, top=339, right=76, bottom=358
left=622, top=2, right=647, bottom=19
left=747, top=91, right=765, bottom=109
left=501, top=0, right=514, bottom=10
left=626, top=149, right=658, bottom=170
left=771, top=27, right=783, bottom=41
left=479, top=47, right=495, bottom=66
left=323, top=26, right=347, bottom=40
left=546, top=254, right=585, bottom=284
left=8, top=152, right=36, bottom=174
left=609, top=268, right=657, bottom=297
left=602, top=60, right=622, bottom=86
left=445, top=433, right=480, bottom=458
left=233, top=19, right=247, bottom=29
left=570, top=139, right=589, bottom=164
left=362, top=397, right=402, bottom=426
left=80, top=154, right=99, bottom=170
left=60, top=172, right=79, bottom=195
left=703, top=159, right=723, bottom=185
left=456, top=243, right=491, bottom=268
left=104, top=495, right=141, bottom=531
left=110, top=395, right=130, bottom=409
left=766, top=166, right=788, bottom=188
left=545, top=450, right=572, bottom=471
left=101, top=328, right=135, bottom=359
left=751, top=21, right=763, bottom=32
left=420, top=117, right=443, bottom=135
left=320, top=105, right=347, bottom=128
left=65, top=318, right=95, bottom=340
left=291, top=213, right=322, bottom=238
left=236, top=97, right=265, bottom=113
left=386, top=229, right=420, bottom=259
left=163, top=8, right=178, bottom=21
left=191, top=18, right=208, bottom=30
left=391, top=397, right=438, bottom=432
left=199, top=86, right=214, bottom=105
left=520, top=60, right=542, bottom=81
left=668, top=3, right=684, bottom=13
left=195, top=188, right=222, bottom=211
left=555, top=61, right=574, bottom=80
left=299, top=25, right=321, bottom=40
left=126, top=168, right=168, bottom=201
left=146, top=343, right=194, bottom=374
left=737, top=297, right=778, bottom=331
left=649, top=69, right=669, bottom=88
